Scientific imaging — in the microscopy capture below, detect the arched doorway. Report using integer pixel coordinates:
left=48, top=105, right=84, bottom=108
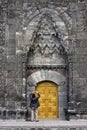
left=27, top=70, right=67, bottom=119
left=36, top=81, right=58, bottom=118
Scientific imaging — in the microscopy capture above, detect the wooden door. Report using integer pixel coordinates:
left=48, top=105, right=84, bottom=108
left=36, top=81, right=58, bottom=118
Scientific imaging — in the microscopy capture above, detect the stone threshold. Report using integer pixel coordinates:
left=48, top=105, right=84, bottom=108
left=0, top=119, right=87, bottom=128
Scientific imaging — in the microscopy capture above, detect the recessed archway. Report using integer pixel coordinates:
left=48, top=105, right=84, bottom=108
left=27, top=70, right=67, bottom=120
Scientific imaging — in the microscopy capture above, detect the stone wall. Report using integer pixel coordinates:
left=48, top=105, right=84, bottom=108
left=68, top=0, right=87, bottom=119
left=0, top=0, right=87, bottom=119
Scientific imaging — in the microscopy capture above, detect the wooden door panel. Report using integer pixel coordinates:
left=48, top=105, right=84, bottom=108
left=36, top=81, right=58, bottom=118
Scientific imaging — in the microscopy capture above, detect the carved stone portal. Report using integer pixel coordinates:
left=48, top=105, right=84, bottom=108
left=27, top=14, right=68, bottom=120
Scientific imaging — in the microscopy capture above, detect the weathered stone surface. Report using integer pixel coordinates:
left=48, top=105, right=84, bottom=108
left=0, top=0, right=87, bottom=120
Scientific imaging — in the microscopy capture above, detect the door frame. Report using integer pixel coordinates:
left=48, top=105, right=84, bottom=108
left=27, top=70, right=67, bottom=120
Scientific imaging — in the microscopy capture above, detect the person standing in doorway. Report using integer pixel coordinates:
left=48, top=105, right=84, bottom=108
left=29, top=91, right=40, bottom=122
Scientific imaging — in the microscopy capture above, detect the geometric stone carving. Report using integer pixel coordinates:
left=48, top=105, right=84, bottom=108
left=27, top=15, right=66, bottom=66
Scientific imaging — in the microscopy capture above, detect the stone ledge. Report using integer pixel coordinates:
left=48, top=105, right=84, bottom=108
left=0, top=119, right=87, bottom=129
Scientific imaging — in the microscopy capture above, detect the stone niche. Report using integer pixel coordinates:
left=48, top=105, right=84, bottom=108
left=26, top=14, right=68, bottom=120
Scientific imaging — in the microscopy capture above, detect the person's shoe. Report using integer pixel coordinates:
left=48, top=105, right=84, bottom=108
left=26, top=119, right=29, bottom=121
left=35, top=120, right=39, bottom=122
left=31, top=120, right=34, bottom=122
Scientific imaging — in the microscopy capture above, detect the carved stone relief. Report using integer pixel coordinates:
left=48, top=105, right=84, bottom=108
left=27, top=15, right=67, bottom=66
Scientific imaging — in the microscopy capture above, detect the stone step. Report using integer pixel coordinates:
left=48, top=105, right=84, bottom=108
left=0, top=128, right=87, bottom=130
left=0, top=120, right=87, bottom=130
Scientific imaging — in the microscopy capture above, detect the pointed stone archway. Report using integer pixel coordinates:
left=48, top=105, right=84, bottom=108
left=26, top=13, right=68, bottom=120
